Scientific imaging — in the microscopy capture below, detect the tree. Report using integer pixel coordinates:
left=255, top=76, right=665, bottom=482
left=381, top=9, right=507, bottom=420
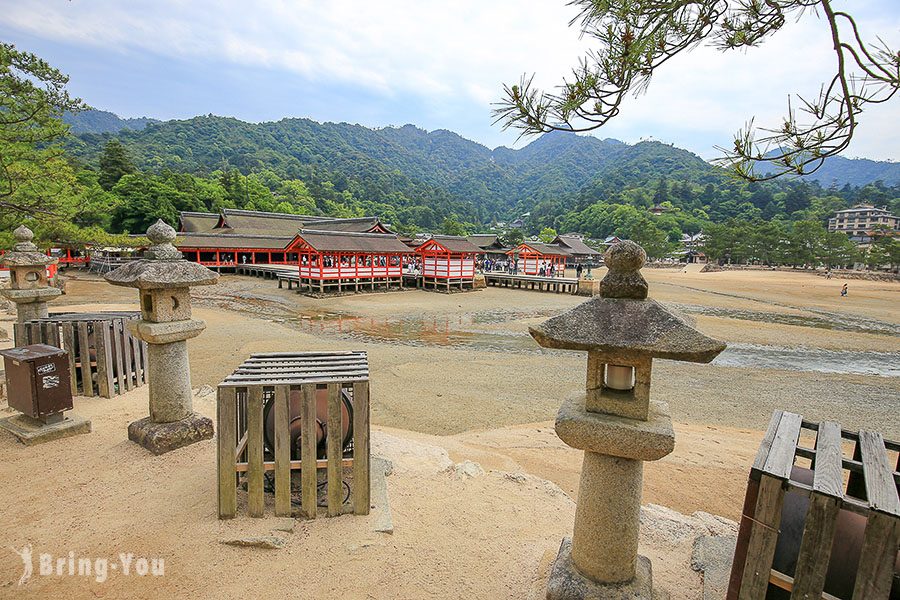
left=495, top=1, right=899, bottom=180
left=538, top=227, right=558, bottom=243
left=0, top=43, right=87, bottom=219
left=440, top=216, right=468, bottom=236
left=788, top=221, right=827, bottom=266
left=818, top=231, right=858, bottom=268
left=98, top=139, right=136, bottom=190
left=500, top=228, right=525, bottom=247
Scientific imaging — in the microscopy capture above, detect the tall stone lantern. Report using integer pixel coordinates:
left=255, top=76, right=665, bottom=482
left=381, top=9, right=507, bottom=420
left=1, top=225, right=61, bottom=323
left=105, top=219, right=218, bottom=454
left=531, top=241, right=725, bottom=600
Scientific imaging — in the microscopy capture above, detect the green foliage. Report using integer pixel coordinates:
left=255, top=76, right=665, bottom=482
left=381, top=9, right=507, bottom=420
left=0, top=43, right=87, bottom=220
left=98, top=139, right=136, bottom=190
left=701, top=219, right=862, bottom=268
left=439, top=216, right=469, bottom=236
left=538, top=227, right=558, bottom=243
left=499, top=228, right=525, bottom=247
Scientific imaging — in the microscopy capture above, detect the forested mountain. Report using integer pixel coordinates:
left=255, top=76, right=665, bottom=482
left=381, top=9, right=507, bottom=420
left=795, top=155, right=900, bottom=187
left=64, top=114, right=718, bottom=223
left=63, top=109, right=158, bottom=134
left=57, top=111, right=900, bottom=255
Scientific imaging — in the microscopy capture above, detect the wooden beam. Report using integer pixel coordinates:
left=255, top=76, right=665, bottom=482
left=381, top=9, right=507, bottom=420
left=301, top=384, right=317, bottom=519
left=738, top=474, right=788, bottom=600
left=217, top=386, right=237, bottom=519
left=352, top=380, right=370, bottom=515
left=246, top=386, right=265, bottom=517
left=326, top=382, right=343, bottom=516
left=273, top=385, right=292, bottom=517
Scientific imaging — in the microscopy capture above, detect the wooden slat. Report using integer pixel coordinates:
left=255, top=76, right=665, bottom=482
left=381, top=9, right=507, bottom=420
left=858, top=430, right=900, bottom=516
left=235, top=363, right=369, bottom=373
left=217, top=386, right=237, bottom=519
left=112, top=319, right=126, bottom=395
left=76, top=321, right=92, bottom=396
left=121, top=324, right=134, bottom=392
left=242, top=357, right=368, bottom=367
left=226, top=370, right=369, bottom=381
left=13, top=323, right=26, bottom=346
left=95, top=323, right=114, bottom=398
left=62, top=322, right=78, bottom=394
left=141, top=339, right=149, bottom=384
left=223, top=377, right=368, bottom=387
left=273, top=385, right=292, bottom=517
left=326, top=382, right=343, bottom=516
left=301, top=384, right=317, bottom=519
left=852, top=511, right=900, bottom=600
left=248, top=351, right=361, bottom=358
left=738, top=474, right=788, bottom=600
left=812, top=421, right=844, bottom=498
left=790, top=420, right=845, bottom=599
left=246, top=386, right=265, bottom=517
left=44, top=322, right=59, bottom=347
left=791, top=492, right=841, bottom=599
left=762, top=411, right=802, bottom=480
left=352, top=380, right=370, bottom=515
left=752, top=410, right=784, bottom=472
left=129, top=334, right=142, bottom=386
left=31, top=323, right=44, bottom=344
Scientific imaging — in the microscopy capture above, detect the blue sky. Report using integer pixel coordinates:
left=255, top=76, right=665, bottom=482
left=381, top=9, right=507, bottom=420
left=2, top=0, right=899, bottom=160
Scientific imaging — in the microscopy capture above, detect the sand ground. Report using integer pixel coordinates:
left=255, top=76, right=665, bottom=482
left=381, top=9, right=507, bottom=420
left=0, top=266, right=896, bottom=599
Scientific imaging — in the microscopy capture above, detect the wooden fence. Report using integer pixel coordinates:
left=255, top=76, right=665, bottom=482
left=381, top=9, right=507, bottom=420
left=217, top=351, right=370, bottom=519
left=14, top=313, right=147, bottom=398
left=728, top=410, right=899, bottom=600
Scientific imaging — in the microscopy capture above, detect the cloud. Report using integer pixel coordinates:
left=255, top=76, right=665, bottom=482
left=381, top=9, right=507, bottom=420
left=1, top=0, right=898, bottom=159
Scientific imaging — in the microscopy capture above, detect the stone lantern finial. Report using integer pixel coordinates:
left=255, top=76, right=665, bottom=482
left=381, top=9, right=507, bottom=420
left=104, top=220, right=218, bottom=454
left=13, top=225, right=37, bottom=251
left=1, top=223, right=60, bottom=322
left=143, top=219, right=182, bottom=261
left=600, top=240, right=648, bottom=299
left=530, top=240, right=726, bottom=600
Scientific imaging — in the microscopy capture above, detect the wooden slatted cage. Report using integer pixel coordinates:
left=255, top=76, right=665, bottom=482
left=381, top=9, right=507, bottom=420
left=217, top=351, right=370, bottom=520
left=728, top=410, right=900, bottom=600
left=13, top=312, right=148, bottom=398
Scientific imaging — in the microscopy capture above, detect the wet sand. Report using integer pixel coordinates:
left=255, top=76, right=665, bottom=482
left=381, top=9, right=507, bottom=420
left=1, top=267, right=897, bottom=598
left=45, top=268, right=900, bottom=511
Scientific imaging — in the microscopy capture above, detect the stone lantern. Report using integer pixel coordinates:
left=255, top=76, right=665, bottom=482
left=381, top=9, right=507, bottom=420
left=1, top=225, right=61, bottom=323
left=530, top=241, right=725, bottom=599
left=105, top=219, right=218, bottom=454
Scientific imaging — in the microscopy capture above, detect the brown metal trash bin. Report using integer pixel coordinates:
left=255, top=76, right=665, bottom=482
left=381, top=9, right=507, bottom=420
left=0, top=344, right=73, bottom=422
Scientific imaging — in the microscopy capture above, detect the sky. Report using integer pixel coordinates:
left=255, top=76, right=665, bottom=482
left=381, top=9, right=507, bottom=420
left=2, top=0, right=899, bottom=160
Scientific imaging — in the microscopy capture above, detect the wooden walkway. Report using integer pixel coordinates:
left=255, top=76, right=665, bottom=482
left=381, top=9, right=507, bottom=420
left=234, top=264, right=581, bottom=296
left=483, top=272, right=578, bottom=294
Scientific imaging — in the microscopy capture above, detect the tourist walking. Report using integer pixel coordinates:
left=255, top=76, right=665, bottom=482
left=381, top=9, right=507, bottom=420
left=841, top=283, right=848, bottom=297
left=576, top=263, right=583, bottom=279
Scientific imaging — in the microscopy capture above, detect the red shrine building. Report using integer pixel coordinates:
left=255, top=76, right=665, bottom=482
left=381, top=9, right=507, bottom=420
left=285, top=229, right=412, bottom=294
left=413, top=235, right=481, bottom=292
left=175, top=209, right=395, bottom=269
left=507, top=242, right=569, bottom=277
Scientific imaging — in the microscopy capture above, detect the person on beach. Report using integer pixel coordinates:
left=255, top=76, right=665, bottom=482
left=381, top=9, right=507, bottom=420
left=841, top=283, right=848, bottom=297
left=576, top=263, right=583, bottom=279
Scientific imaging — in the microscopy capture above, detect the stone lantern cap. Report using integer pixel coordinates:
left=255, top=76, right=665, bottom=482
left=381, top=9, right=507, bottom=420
left=105, top=220, right=219, bottom=290
left=529, top=240, right=725, bottom=363
left=1, top=225, right=57, bottom=267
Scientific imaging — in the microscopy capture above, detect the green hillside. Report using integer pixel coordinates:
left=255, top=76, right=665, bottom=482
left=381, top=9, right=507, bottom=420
left=58, top=112, right=900, bottom=251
